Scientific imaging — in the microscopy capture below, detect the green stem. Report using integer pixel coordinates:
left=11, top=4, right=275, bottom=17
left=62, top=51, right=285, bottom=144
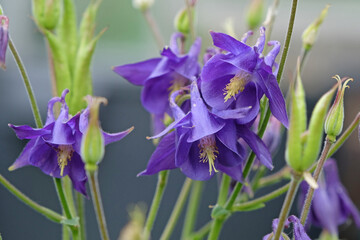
left=251, top=166, right=267, bottom=192
left=232, top=183, right=290, bottom=212
left=8, top=38, right=43, bottom=128
left=257, top=166, right=291, bottom=189
left=76, top=192, right=86, bottom=240
left=88, top=171, right=110, bottom=240
left=160, top=178, right=192, bottom=240
left=142, top=9, right=165, bottom=49
left=62, top=222, right=70, bottom=240
left=182, top=181, right=204, bottom=239
left=190, top=221, right=212, bottom=240
left=276, top=0, right=298, bottom=84
left=273, top=174, right=301, bottom=240
left=327, top=112, right=360, bottom=158
left=300, top=138, right=333, bottom=225
left=54, top=178, right=80, bottom=240
left=0, top=175, right=64, bottom=223
left=63, top=176, right=77, bottom=217
left=142, top=170, right=169, bottom=240
left=217, top=174, right=231, bottom=206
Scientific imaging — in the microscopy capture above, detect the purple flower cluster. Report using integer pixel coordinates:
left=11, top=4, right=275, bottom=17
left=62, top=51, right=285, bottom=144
left=114, top=28, right=288, bottom=181
left=9, top=89, right=133, bottom=196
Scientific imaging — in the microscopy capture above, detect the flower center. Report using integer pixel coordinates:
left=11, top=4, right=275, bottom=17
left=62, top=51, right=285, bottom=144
left=198, top=135, right=219, bottom=175
left=57, top=145, right=74, bottom=176
left=168, top=75, right=188, bottom=97
left=223, top=72, right=250, bottom=102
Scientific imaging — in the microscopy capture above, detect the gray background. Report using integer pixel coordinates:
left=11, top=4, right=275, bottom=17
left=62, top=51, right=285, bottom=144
left=0, top=0, right=360, bottom=239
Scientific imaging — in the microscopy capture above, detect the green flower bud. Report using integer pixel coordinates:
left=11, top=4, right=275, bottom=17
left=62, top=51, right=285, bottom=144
left=32, top=0, right=61, bottom=30
left=132, top=0, right=154, bottom=11
left=174, top=7, right=194, bottom=35
left=81, top=96, right=107, bottom=172
left=246, top=0, right=264, bottom=30
left=302, top=5, right=329, bottom=51
left=325, top=75, right=353, bottom=142
left=319, top=230, right=339, bottom=240
left=119, top=204, right=146, bottom=240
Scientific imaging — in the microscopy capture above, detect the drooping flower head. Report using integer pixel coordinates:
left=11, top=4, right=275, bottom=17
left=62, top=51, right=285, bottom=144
left=139, top=81, right=272, bottom=181
left=201, top=27, right=288, bottom=127
left=9, top=89, right=133, bottom=195
left=113, top=33, right=201, bottom=133
left=0, top=15, right=9, bottom=69
left=299, top=159, right=360, bottom=236
left=263, top=215, right=311, bottom=240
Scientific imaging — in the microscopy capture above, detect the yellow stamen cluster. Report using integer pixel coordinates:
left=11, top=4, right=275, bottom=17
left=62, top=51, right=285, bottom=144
left=223, top=73, right=250, bottom=102
left=168, top=76, right=187, bottom=96
left=57, top=145, right=74, bottom=176
left=198, top=135, right=219, bottom=175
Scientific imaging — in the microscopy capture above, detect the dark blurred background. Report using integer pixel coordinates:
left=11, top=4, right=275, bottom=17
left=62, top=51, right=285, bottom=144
left=0, top=0, right=359, bottom=239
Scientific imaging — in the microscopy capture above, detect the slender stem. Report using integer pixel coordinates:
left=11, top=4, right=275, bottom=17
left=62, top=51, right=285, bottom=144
left=273, top=174, right=301, bottom=240
left=142, top=170, right=169, bottom=240
left=182, top=181, right=204, bottom=239
left=276, top=0, right=298, bottom=84
left=63, top=176, right=77, bottom=217
left=76, top=192, right=86, bottom=240
left=300, top=138, right=333, bottom=225
left=263, top=0, right=280, bottom=54
left=142, top=9, right=165, bottom=49
left=88, top=171, right=110, bottom=240
left=217, top=174, right=231, bottom=206
left=62, top=222, right=70, bottom=240
left=251, top=166, right=267, bottom=191
left=232, top=183, right=290, bottom=212
left=8, top=38, right=43, bottom=128
left=190, top=221, right=212, bottom=240
left=185, top=0, right=195, bottom=42
left=160, top=178, right=192, bottom=240
left=0, top=175, right=64, bottom=223
left=327, top=112, right=360, bottom=158
left=258, top=166, right=291, bottom=189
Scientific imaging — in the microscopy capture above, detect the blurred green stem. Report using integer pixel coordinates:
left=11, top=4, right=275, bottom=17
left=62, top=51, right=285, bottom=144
left=142, top=9, right=165, bottom=49
left=182, top=181, right=204, bottom=239
left=142, top=170, right=169, bottom=240
left=160, top=178, right=192, bottom=240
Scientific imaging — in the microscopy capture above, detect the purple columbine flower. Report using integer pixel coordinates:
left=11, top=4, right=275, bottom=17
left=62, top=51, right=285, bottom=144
left=263, top=215, right=311, bottom=240
left=113, top=33, right=201, bottom=133
left=139, top=81, right=272, bottom=181
left=200, top=27, right=288, bottom=127
left=9, top=89, right=133, bottom=196
left=0, top=15, right=9, bottom=69
left=299, top=159, right=360, bottom=236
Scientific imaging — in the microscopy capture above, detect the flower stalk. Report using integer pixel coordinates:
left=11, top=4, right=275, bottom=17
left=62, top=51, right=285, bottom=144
left=88, top=171, right=110, bottom=240
left=182, top=181, right=204, bottom=239
left=142, top=170, right=169, bottom=240
left=160, top=178, right=192, bottom=240
left=300, top=138, right=333, bottom=225
left=273, top=173, right=301, bottom=240
left=0, top=175, right=64, bottom=223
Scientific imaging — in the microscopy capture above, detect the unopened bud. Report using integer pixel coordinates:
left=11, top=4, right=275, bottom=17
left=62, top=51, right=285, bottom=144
left=119, top=204, right=146, bottom=240
left=132, top=0, right=154, bottom=11
left=325, top=75, right=353, bottom=142
left=174, top=7, right=194, bottom=35
left=0, top=15, right=9, bottom=70
left=246, top=0, right=265, bottom=30
left=302, top=5, right=329, bottom=51
left=81, top=96, right=108, bottom=172
left=32, top=0, right=61, bottom=30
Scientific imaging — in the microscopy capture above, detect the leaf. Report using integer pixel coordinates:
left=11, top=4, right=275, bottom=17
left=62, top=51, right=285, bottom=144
left=233, top=202, right=265, bottom=212
left=211, top=205, right=230, bottom=219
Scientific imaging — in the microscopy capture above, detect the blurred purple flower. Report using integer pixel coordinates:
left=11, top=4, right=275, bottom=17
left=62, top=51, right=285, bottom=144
left=200, top=27, right=288, bottom=127
left=263, top=215, right=310, bottom=240
left=113, top=32, right=201, bottom=133
left=299, top=159, right=360, bottom=235
left=9, top=89, right=133, bottom=196
left=139, top=81, right=272, bottom=181
left=0, top=15, right=9, bottom=69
